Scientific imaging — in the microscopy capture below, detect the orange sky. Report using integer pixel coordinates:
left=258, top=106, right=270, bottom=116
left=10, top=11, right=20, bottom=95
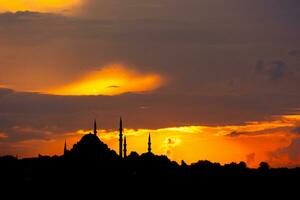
left=3, top=115, right=299, bottom=168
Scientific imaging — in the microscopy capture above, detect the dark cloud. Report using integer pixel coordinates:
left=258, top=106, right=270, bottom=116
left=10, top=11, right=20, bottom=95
left=269, top=137, right=300, bottom=167
left=0, top=126, right=54, bottom=143
left=108, top=85, right=120, bottom=88
left=163, top=137, right=179, bottom=156
left=227, top=127, right=293, bottom=138
left=167, top=138, right=176, bottom=145
left=0, top=88, right=14, bottom=97
left=281, top=138, right=300, bottom=161
left=79, top=0, right=300, bottom=26
left=228, top=131, right=242, bottom=138
left=288, top=50, right=300, bottom=56
left=0, top=8, right=298, bottom=102
left=292, top=127, right=300, bottom=134
left=0, top=87, right=300, bottom=143
left=0, top=8, right=299, bottom=94
left=255, top=60, right=288, bottom=81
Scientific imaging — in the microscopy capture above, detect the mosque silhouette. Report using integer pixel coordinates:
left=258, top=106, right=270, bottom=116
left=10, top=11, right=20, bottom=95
left=63, top=118, right=153, bottom=161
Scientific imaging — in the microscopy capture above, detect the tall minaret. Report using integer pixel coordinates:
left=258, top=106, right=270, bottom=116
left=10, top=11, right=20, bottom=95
left=119, top=117, right=123, bottom=158
left=64, top=140, right=67, bottom=156
left=123, top=136, right=127, bottom=158
left=93, top=119, right=97, bottom=136
left=148, top=133, right=152, bottom=153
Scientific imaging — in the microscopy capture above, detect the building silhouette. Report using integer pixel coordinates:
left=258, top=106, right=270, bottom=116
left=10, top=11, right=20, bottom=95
left=148, top=133, right=152, bottom=153
left=93, top=119, right=97, bottom=136
left=124, top=136, right=127, bottom=158
left=119, top=117, right=123, bottom=159
left=63, top=118, right=155, bottom=160
left=64, top=140, right=68, bottom=156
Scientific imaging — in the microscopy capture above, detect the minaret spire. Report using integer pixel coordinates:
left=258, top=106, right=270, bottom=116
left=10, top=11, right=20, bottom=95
left=119, top=117, right=123, bottom=159
left=123, top=136, right=127, bottom=158
left=148, top=133, right=152, bottom=153
left=93, top=119, right=97, bottom=136
left=64, top=140, right=67, bottom=156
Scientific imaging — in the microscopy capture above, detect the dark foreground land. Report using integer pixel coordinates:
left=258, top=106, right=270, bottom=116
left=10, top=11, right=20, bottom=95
left=1, top=154, right=299, bottom=193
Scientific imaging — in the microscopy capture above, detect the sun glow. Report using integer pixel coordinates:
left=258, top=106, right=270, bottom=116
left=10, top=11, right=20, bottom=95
left=66, top=115, right=300, bottom=167
left=44, top=64, right=164, bottom=96
left=4, top=115, right=300, bottom=168
left=0, top=0, right=81, bottom=13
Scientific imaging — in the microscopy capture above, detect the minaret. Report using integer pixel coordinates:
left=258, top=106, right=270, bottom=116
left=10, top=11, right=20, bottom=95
left=64, top=140, right=67, bottom=156
left=123, top=136, right=127, bottom=158
left=119, top=117, right=123, bottom=158
left=93, top=119, right=97, bottom=136
left=148, top=133, right=152, bottom=153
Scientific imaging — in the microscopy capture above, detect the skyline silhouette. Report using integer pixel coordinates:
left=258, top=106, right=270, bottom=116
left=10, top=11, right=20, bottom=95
left=1, top=117, right=300, bottom=168
left=1, top=118, right=300, bottom=195
left=0, top=2, right=300, bottom=188
left=0, top=118, right=298, bottom=170
left=1, top=118, right=300, bottom=188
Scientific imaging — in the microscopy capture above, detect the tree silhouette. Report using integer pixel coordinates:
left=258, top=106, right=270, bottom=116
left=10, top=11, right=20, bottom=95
left=259, top=162, right=270, bottom=171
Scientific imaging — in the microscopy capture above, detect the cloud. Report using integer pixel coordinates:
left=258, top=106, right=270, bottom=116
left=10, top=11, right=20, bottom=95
left=269, top=137, right=300, bottom=167
left=77, top=0, right=300, bottom=26
left=162, top=137, right=181, bottom=157
left=0, top=132, right=8, bottom=139
left=43, top=64, right=164, bottom=96
left=255, top=60, right=288, bottom=81
left=0, top=88, right=14, bottom=97
left=0, top=126, right=55, bottom=143
left=283, top=138, right=300, bottom=160
left=228, top=131, right=243, bottom=137
left=1, top=87, right=300, bottom=134
left=227, top=127, right=292, bottom=138
left=292, top=127, right=300, bottom=134
left=0, top=10, right=300, bottom=97
left=288, top=50, right=300, bottom=56
left=108, top=85, right=120, bottom=88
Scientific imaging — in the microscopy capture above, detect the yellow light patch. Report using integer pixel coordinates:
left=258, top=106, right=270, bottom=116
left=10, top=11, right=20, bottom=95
left=0, top=0, right=81, bottom=13
left=44, top=64, right=164, bottom=96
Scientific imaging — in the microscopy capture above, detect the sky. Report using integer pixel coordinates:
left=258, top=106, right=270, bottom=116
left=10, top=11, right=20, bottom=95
left=0, top=0, right=300, bottom=168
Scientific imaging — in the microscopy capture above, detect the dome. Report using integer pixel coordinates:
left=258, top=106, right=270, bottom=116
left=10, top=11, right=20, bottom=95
left=69, top=133, right=118, bottom=160
left=80, top=133, right=102, bottom=145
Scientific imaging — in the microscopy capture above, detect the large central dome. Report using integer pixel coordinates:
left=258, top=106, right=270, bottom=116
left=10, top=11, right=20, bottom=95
left=69, top=133, right=118, bottom=161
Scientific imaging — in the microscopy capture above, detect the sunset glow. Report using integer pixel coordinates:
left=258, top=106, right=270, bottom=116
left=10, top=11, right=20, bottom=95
left=1, top=0, right=300, bottom=173
left=89, top=115, right=299, bottom=167
left=4, top=115, right=299, bottom=168
left=44, top=64, right=164, bottom=96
